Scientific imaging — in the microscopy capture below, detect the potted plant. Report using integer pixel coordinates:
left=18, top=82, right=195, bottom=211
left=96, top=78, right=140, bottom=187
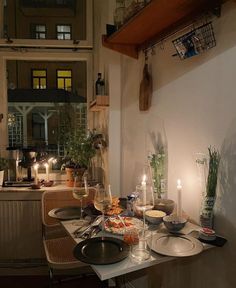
left=61, top=128, right=97, bottom=187
left=0, top=156, right=8, bottom=187
left=200, top=146, right=220, bottom=228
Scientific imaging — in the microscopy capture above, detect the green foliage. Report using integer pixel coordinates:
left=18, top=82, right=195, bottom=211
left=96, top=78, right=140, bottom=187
left=206, top=146, right=221, bottom=198
left=148, top=146, right=165, bottom=199
left=0, top=157, right=8, bottom=171
left=62, top=128, right=96, bottom=169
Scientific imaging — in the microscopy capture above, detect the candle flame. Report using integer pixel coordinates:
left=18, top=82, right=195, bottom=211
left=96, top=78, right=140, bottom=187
left=34, top=163, right=39, bottom=170
left=177, top=179, right=182, bottom=188
left=44, top=163, right=49, bottom=168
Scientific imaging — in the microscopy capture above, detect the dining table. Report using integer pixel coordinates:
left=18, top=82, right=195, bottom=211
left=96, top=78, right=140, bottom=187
left=60, top=217, right=211, bottom=282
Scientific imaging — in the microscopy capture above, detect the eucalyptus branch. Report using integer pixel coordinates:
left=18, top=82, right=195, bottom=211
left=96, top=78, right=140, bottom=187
left=206, top=146, right=220, bottom=198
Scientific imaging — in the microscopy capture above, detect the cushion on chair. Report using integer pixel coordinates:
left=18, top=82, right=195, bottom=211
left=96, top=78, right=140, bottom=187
left=44, top=236, right=86, bottom=269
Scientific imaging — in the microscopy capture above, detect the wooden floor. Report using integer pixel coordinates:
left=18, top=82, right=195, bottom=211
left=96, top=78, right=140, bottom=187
left=0, top=275, right=103, bottom=288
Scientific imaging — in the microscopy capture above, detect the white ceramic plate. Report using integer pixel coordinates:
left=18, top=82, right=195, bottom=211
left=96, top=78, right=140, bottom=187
left=149, top=233, right=203, bottom=257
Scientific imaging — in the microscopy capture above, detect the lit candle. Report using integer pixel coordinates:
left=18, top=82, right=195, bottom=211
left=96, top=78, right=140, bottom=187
left=177, top=179, right=182, bottom=218
left=34, top=164, right=39, bottom=185
left=84, top=175, right=88, bottom=192
left=142, top=174, right=147, bottom=206
left=44, top=163, right=49, bottom=182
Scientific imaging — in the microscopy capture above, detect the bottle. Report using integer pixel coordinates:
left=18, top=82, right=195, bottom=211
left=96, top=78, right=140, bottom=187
left=95, top=73, right=105, bottom=95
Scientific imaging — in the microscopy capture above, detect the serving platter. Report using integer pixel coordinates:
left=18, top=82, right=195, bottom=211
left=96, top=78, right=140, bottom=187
left=73, top=237, right=129, bottom=265
left=149, top=233, right=203, bottom=257
left=104, top=216, right=144, bottom=235
left=48, top=206, right=82, bottom=220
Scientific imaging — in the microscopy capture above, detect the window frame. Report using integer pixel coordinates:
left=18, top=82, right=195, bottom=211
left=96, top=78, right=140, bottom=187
left=31, top=68, right=47, bottom=89
left=31, top=24, right=47, bottom=39
left=56, top=24, right=72, bottom=40
left=56, top=69, right=72, bottom=91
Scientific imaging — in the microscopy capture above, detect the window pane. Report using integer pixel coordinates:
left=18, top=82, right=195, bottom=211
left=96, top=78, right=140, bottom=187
left=33, top=78, right=39, bottom=89
left=65, top=79, right=71, bottom=90
left=36, top=25, right=46, bottom=32
left=57, top=70, right=71, bottom=77
left=64, top=33, right=71, bottom=40
left=33, top=70, right=46, bottom=77
left=57, top=79, right=64, bottom=89
left=41, top=79, right=46, bottom=88
left=57, top=25, right=70, bottom=32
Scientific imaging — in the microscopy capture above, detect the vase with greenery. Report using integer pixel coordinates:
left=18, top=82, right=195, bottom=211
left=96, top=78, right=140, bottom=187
left=199, top=146, right=221, bottom=228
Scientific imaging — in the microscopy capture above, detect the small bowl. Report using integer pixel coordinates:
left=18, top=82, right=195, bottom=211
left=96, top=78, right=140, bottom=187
left=31, top=183, right=41, bottom=190
left=154, top=199, right=175, bottom=215
left=145, top=209, right=166, bottom=225
left=44, top=180, right=54, bottom=187
left=163, top=214, right=187, bottom=232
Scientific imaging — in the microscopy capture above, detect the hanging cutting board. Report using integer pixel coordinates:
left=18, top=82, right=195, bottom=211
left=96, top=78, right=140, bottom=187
left=139, top=63, right=152, bottom=111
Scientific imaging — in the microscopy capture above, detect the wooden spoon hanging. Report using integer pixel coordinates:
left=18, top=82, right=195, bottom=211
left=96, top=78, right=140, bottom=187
left=139, top=63, right=152, bottom=111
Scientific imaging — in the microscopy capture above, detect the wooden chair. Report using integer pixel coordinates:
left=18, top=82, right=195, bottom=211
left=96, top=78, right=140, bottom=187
left=41, top=188, right=96, bottom=285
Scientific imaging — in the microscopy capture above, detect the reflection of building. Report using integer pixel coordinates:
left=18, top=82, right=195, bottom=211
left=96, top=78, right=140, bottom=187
left=4, top=0, right=88, bottom=155
left=4, top=0, right=86, bottom=40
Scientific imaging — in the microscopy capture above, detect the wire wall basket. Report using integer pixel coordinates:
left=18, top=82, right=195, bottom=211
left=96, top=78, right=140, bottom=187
left=172, top=22, right=216, bottom=60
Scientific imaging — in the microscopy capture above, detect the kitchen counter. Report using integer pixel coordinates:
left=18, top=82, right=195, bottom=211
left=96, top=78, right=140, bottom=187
left=0, top=182, right=72, bottom=200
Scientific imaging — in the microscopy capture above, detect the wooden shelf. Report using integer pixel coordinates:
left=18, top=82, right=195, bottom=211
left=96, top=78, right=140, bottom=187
left=102, top=0, right=221, bottom=58
left=89, top=95, right=109, bottom=112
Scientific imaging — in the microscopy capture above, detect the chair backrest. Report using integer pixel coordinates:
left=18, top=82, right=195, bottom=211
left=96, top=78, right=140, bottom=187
left=41, top=187, right=96, bottom=227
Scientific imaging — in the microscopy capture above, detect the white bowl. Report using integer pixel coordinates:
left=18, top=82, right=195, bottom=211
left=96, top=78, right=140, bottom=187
left=145, top=210, right=166, bottom=225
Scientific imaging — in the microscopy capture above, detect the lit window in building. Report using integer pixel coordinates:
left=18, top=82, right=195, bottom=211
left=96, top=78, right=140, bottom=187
left=57, top=70, right=72, bottom=91
left=56, top=25, right=71, bottom=40
left=32, top=70, right=47, bottom=89
left=32, top=24, right=46, bottom=39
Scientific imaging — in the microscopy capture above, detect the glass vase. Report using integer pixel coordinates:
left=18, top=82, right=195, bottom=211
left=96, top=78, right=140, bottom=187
left=145, top=116, right=168, bottom=200
left=200, top=196, right=215, bottom=228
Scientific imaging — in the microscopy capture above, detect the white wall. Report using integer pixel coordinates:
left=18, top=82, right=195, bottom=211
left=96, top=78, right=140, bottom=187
left=119, top=1, right=236, bottom=287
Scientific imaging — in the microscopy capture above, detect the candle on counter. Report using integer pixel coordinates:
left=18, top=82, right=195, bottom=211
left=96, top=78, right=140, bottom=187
left=177, top=179, right=182, bottom=218
left=142, top=174, right=147, bottom=206
left=84, top=175, right=88, bottom=192
left=44, top=163, right=49, bottom=182
left=34, top=164, right=39, bottom=185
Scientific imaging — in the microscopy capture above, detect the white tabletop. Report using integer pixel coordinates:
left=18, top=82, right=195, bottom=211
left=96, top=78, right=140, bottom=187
left=61, top=220, right=205, bottom=281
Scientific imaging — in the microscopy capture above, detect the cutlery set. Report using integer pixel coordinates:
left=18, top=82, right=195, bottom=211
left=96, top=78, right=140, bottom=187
left=73, top=216, right=102, bottom=239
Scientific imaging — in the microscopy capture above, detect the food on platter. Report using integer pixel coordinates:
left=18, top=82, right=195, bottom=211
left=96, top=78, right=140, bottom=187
left=104, top=216, right=144, bottom=235
left=106, top=197, right=123, bottom=216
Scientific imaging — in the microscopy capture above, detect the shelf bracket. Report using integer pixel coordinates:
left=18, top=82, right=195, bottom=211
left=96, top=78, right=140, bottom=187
left=102, top=35, right=138, bottom=59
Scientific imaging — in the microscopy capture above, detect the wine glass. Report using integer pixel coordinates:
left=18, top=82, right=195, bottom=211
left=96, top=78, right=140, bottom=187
left=94, top=185, right=112, bottom=233
left=72, top=175, right=89, bottom=219
left=133, top=172, right=154, bottom=229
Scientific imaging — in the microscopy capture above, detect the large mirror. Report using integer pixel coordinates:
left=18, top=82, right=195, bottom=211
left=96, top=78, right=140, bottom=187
left=7, top=59, right=88, bottom=169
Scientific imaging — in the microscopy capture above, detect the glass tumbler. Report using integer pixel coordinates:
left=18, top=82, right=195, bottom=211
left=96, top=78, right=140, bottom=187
left=130, top=229, right=152, bottom=262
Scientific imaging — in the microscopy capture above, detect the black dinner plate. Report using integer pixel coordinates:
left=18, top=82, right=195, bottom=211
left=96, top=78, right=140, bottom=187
left=48, top=206, right=82, bottom=220
left=73, top=237, right=129, bottom=265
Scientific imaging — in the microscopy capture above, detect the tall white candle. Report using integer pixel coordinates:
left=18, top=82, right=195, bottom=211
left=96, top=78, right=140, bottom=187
left=45, top=163, right=49, bottom=182
left=34, top=164, right=39, bottom=184
left=177, top=179, right=182, bottom=218
left=142, top=174, right=147, bottom=206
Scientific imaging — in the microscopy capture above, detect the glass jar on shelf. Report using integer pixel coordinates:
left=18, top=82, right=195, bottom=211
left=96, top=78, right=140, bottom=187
left=114, top=0, right=125, bottom=29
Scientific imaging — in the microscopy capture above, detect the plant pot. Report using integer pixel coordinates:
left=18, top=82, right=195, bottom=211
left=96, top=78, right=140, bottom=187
left=65, top=167, right=86, bottom=187
left=154, top=198, right=175, bottom=215
left=0, top=170, right=4, bottom=187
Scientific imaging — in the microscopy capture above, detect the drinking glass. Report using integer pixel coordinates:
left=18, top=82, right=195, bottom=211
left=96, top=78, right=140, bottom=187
left=72, top=175, right=89, bottom=219
left=94, top=185, right=112, bottom=232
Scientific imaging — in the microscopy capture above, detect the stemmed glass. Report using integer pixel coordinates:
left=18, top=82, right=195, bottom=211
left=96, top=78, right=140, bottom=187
left=94, top=185, right=112, bottom=233
left=72, top=175, right=89, bottom=219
